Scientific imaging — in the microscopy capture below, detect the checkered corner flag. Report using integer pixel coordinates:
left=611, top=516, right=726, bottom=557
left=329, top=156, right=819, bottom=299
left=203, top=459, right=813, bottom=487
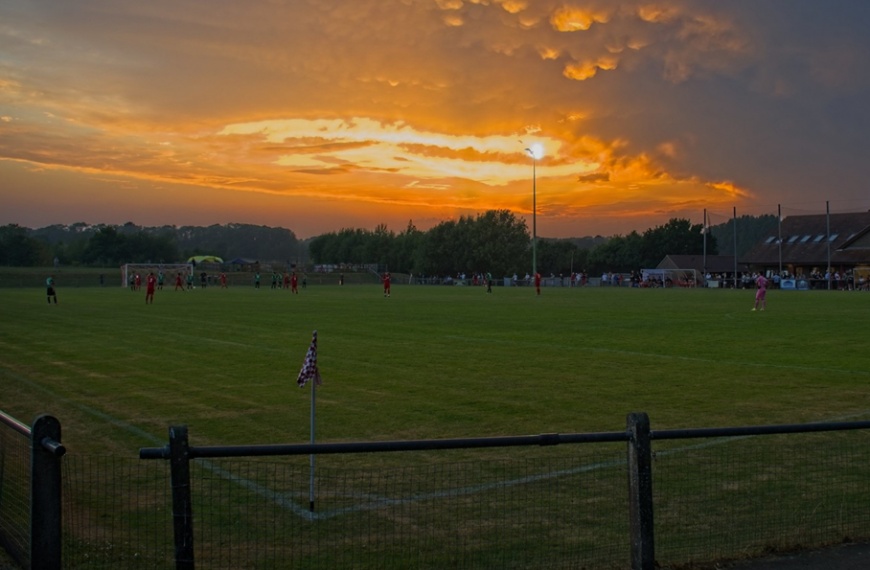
left=297, top=330, right=322, bottom=388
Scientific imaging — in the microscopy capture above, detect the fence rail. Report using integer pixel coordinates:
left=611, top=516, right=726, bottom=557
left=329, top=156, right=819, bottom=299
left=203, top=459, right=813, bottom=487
left=139, top=431, right=629, bottom=460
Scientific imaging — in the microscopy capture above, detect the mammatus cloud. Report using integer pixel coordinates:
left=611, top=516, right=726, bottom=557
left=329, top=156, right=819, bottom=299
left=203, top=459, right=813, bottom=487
left=563, top=57, right=619, bottom=81
left=550, top=6, right=611, bottom=32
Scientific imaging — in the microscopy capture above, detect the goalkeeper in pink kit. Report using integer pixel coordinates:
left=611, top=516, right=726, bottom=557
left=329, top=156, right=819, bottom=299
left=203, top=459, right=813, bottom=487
left=752, top=274, right=768, bottom=311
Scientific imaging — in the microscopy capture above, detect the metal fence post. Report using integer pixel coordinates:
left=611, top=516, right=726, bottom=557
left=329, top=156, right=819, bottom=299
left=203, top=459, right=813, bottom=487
left=627, top=412, right=655, bottom=570
left=31, top=414, right=66, bottom=570
left=169, top=425, right=195, bottom=570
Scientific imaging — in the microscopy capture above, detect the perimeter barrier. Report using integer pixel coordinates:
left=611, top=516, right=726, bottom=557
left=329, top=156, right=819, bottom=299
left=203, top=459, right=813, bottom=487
left=138, top=413, right=870, bottom=570
left=0, top=412, right=65, bottom=569
left=2, top=411, right=870, bottom=569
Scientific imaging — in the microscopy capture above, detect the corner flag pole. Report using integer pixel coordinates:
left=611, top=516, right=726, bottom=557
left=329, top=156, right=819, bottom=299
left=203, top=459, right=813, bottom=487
left=296, top=330, right=322, bottom=513
left=309, top=375, right=316, bottom=512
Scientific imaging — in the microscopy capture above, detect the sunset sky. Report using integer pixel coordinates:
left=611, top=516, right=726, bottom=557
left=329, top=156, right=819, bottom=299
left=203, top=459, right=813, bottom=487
left=2, top=1, right=870, bottom=238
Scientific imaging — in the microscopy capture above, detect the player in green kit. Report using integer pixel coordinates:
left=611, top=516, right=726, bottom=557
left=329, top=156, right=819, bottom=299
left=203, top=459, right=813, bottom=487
left=46, top=276, right=58, bottom=304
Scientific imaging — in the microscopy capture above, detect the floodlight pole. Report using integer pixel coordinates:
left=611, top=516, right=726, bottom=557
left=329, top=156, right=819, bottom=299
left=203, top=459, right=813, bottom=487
left=826, top=201, right=831, bottom=291
left=525, top=146, right=541, bottom=278
left=532, top=155, right=537, bottom=277
left=778, top=204, right=782, bottom=277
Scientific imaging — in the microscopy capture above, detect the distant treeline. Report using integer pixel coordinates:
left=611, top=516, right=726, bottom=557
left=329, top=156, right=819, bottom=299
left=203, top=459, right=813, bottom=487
left=0, top=222, right=300, bottom=267
left=0, top=213, right=776, bottom=276
left=308, top=211, right=720, bottom=276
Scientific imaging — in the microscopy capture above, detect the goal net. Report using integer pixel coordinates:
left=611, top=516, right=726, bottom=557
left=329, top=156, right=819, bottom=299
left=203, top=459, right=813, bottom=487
left=121, top=263, right=193, bottom=287
left=641, top=268, right=700, bottom=288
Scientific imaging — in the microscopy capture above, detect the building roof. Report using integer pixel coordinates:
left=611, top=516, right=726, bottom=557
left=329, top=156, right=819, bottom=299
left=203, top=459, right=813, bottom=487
left=742, top=211, right=870, bottom=266
left=838, top=224, right=870, bottom=251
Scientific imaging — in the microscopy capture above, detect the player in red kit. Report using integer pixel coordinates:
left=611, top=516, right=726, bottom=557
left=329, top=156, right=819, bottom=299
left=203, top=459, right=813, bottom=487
left=383, top=272, right=391, bottom=297
left=534, top=272, right=542, bottom=296
left=291, top=272, right=299, bottom=294
left=145, top=272, right=157, bottom=304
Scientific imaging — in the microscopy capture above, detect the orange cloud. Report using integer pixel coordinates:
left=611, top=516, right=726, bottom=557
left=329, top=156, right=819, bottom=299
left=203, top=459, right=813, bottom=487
left=499, top=1, right=528, bottom=15
left=637, top=5, right=681, bottom=24
left=563, top=56, right=619, bottom=80
left=551, top=6, right=611, bottom=31
left=706, top=181, right=751, bottom=199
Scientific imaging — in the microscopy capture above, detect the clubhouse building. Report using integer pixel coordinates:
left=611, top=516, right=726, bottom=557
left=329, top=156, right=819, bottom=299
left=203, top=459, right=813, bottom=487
left=741, top=211, right=870, bottom=289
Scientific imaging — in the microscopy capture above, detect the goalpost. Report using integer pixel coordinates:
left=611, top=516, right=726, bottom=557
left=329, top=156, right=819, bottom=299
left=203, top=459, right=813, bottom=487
left=641, top=268, right=701, bottom=288
left=120, top=263, right=193, bottom=287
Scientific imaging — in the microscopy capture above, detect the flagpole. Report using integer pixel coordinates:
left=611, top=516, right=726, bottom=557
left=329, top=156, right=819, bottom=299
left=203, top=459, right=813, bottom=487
left=309, top=379, right=316, bottom=513
left=296, top=329, right=321, bottom=515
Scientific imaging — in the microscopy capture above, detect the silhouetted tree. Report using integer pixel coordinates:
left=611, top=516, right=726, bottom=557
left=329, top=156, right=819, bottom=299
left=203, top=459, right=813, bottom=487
left=0, top=225, right=51, bottom=266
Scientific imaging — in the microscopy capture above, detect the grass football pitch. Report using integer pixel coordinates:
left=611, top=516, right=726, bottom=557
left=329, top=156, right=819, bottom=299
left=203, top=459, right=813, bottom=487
left=3, top=282, right=870, bottom=567
left=2, top=282, right=869, bottom=457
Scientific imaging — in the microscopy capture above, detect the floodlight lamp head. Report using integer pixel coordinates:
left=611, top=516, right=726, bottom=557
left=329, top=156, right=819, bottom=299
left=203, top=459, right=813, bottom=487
left=525, top=143, right=543, bottom=160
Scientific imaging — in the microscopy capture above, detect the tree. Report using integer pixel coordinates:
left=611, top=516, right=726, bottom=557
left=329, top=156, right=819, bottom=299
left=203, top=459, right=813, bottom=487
left=309, top=226, right=403, bottom=270
left=0, top=225, right=51, bottom=266
left=710, top=214, right=773, bottom=257
left=536, top=239, right=581, bottom=276
left=307, top=232, right=332, bottom=264
left=395, top=221, right=425, bottom=275
left=176, top=223, right=298, bottom=262
left=82, top=226, right=179, bottom=265
left=587, top=231, right=644, bottom=274
left=583, top=218, right=718, bottom=273
left=470, top=210, right=529, bottom=276
left=421, top=220, right=461, bottom=276
left=369, top=223, right=395, bottom=270
left=640, top=218, right=708, bottom=268
left=421, top=210, right=529, bottom=277
left=82, top=226, right=125, bottom=266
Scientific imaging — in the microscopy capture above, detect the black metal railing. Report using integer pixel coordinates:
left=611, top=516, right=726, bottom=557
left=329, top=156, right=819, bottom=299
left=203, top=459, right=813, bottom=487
left=140, top=414, right=870, bottom=570
left=0, top=411, right=66, bottom=570
left=4, top=410, right=869, bottom=569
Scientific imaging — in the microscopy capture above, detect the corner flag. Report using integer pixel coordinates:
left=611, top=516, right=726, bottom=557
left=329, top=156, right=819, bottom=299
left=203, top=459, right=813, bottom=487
left=297, top=330, right=322, bottom=388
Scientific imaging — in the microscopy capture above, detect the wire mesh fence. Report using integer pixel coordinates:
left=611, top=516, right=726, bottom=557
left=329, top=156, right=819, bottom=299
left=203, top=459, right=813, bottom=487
left=53, top=446, right=632, bottom=569
left=62, top=455, right=173, bottom=569
left=653, top=429, right=870, bottom=567
left=3, top=419, right=870, bottom=569
left=0, top=420, right=31, bottom=568
left=188, top=448, right=629, bottom=569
